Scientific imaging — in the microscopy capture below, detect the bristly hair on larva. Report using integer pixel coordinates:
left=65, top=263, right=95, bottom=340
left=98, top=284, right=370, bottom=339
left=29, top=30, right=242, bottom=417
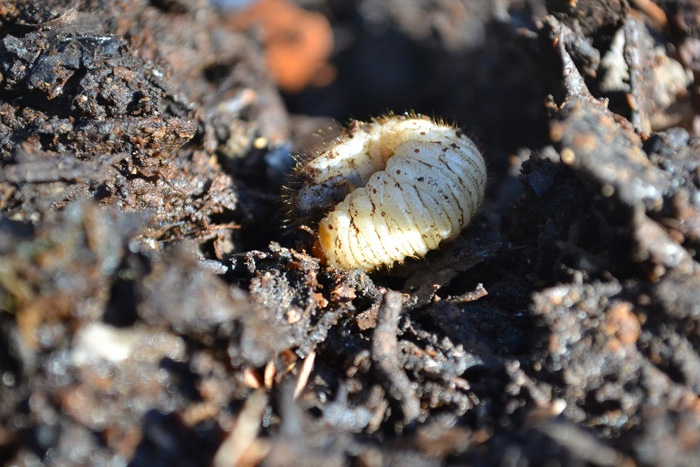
left=284, top=113, right=487, bottom=271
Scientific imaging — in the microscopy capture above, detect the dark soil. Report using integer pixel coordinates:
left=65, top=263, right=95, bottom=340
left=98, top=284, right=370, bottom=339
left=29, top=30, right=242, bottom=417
left=2, top=0, right=700, bottom=465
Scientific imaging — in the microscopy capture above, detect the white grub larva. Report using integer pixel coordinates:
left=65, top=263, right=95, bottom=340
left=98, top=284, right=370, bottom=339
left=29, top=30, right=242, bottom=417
left=288, top=115, right=487, bottom=271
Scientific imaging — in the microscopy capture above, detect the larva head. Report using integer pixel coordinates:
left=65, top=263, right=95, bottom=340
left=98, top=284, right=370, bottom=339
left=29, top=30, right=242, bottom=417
left=315, top=217, right=334, bottom=266
left=287, top=115, right=487, bottom=271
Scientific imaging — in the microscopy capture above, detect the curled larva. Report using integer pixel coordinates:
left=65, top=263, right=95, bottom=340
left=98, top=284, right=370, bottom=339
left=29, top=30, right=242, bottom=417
left=288, top=115, right=487, bottom=271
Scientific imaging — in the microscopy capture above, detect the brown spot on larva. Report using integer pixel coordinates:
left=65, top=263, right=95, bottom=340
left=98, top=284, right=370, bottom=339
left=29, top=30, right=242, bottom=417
left=328, top=224, right=333, bottom=230
left=414, top=148, right=420, bottom=153
left=396, top=169, right=402, bottom=175
left=420, top=131, right=426, bottom=135
left=417, top=177, right=424, bottom=182
left=372, top=188, right=377, bottom=194
left=381, top=211, right=386, bottom=217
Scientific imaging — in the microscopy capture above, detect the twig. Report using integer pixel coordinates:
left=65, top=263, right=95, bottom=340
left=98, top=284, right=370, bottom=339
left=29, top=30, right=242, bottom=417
left=371, top=290, right=420, bottom=424
left=293, top=350, right=316, bottom=399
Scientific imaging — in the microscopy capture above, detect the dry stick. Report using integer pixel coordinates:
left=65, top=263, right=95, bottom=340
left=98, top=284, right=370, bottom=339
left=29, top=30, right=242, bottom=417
left=212, top=390, right=268, bottom=467
left=293, top=350, right=316, bottom=399
left=624, top=16, right=648, bottom=134
left=371, top=290, right=421, bottom=424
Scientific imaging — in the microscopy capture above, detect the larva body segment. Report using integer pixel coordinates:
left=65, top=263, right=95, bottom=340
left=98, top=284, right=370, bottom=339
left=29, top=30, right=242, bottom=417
left=292, top=116, right=487, bottom=271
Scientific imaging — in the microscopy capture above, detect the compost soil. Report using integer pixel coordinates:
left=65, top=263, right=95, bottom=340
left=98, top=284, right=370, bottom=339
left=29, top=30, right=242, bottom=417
left=2, top=0, right=700, bottom=465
